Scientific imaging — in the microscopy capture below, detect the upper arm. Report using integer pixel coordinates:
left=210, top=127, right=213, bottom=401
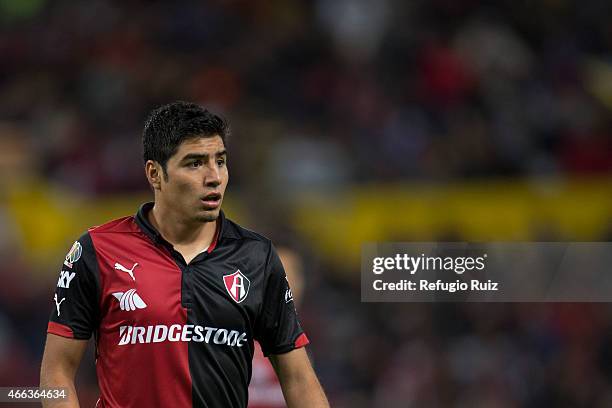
left=269, top=348, right=329, bottom=407
left=42, top=233, right=99, bottom=381
left=41, top=334, right=89, bottom=380
left=269, top=347, right=314, bottom=383
left=254, top=243, right=309, bottom=356
left=48, top=234, right=100, bottom=340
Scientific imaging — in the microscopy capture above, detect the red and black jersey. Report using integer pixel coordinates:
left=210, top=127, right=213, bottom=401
left=47, top=202, right=309, bottom=408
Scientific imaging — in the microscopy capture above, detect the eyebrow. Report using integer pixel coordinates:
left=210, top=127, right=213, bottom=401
left=180, top=150, right=227, bottom=162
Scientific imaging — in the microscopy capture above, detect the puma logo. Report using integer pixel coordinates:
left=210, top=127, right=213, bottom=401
left=114, top=262, right=138, bottom=281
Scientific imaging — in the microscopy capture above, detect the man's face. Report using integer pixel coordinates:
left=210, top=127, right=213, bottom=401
left=158, top=135, right=228, bottom=223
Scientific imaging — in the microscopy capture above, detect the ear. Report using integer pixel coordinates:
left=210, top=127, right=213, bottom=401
left=145, top=160, right=163, bottom=190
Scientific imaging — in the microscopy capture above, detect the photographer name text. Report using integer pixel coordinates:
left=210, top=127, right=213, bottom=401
left=371, top=253, right=499, bottom=293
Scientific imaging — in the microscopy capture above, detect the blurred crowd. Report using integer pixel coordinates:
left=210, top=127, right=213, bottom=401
left=1, top=0, right=610, bottom=192
left=0, top=0, right=611, bottom=407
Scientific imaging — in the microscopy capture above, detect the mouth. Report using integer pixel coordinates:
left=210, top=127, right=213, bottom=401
left=200, top=192, right=222, bottom=209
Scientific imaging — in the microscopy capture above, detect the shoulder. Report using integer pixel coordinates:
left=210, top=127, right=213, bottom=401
left=87, top=215, right=140, bottom=235
left=221, top=216, right=277, bottom=262
left=74, top=216, right=141, bottom=256
left=222, top=216, right=272, bottom=246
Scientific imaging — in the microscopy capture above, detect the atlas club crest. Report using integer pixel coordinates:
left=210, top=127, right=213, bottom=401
left=223, top=270, right=250, bottom=303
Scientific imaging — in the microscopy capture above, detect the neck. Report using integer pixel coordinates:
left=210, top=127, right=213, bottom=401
left=148, top=202, right=217, bottom=248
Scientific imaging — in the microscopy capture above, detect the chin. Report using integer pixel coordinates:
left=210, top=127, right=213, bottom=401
left=195, top=210, right=219, bottom=223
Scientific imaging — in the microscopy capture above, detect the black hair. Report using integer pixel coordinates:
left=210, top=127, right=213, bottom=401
left=142, top=101, right=230, bottom=177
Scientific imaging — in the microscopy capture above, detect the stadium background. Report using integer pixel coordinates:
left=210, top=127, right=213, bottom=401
left=1, top=0, right=611, bottom=406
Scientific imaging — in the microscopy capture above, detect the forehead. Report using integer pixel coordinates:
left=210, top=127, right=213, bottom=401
left=172, top=135, right=225, bottom=158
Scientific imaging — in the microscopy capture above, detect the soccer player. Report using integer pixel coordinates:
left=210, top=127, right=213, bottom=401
left=40, top=102, right=329, bottom=408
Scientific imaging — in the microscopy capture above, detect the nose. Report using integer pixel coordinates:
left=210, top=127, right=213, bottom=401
left=204, top=162, right=221, bottom=187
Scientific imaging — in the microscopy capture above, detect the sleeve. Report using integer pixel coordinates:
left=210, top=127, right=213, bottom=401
left=47, top=231, right=100, bottom=340
left=254, top=243, right=310, bottom=357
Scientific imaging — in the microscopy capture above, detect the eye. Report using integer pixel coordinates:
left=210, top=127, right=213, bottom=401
left=217, top=158, right=226, bottom=167
left=189, top=160, right=203, bottom=168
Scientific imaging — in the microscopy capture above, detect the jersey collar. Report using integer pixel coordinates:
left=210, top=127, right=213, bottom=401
left=135, top=202, right=225, bottom=250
